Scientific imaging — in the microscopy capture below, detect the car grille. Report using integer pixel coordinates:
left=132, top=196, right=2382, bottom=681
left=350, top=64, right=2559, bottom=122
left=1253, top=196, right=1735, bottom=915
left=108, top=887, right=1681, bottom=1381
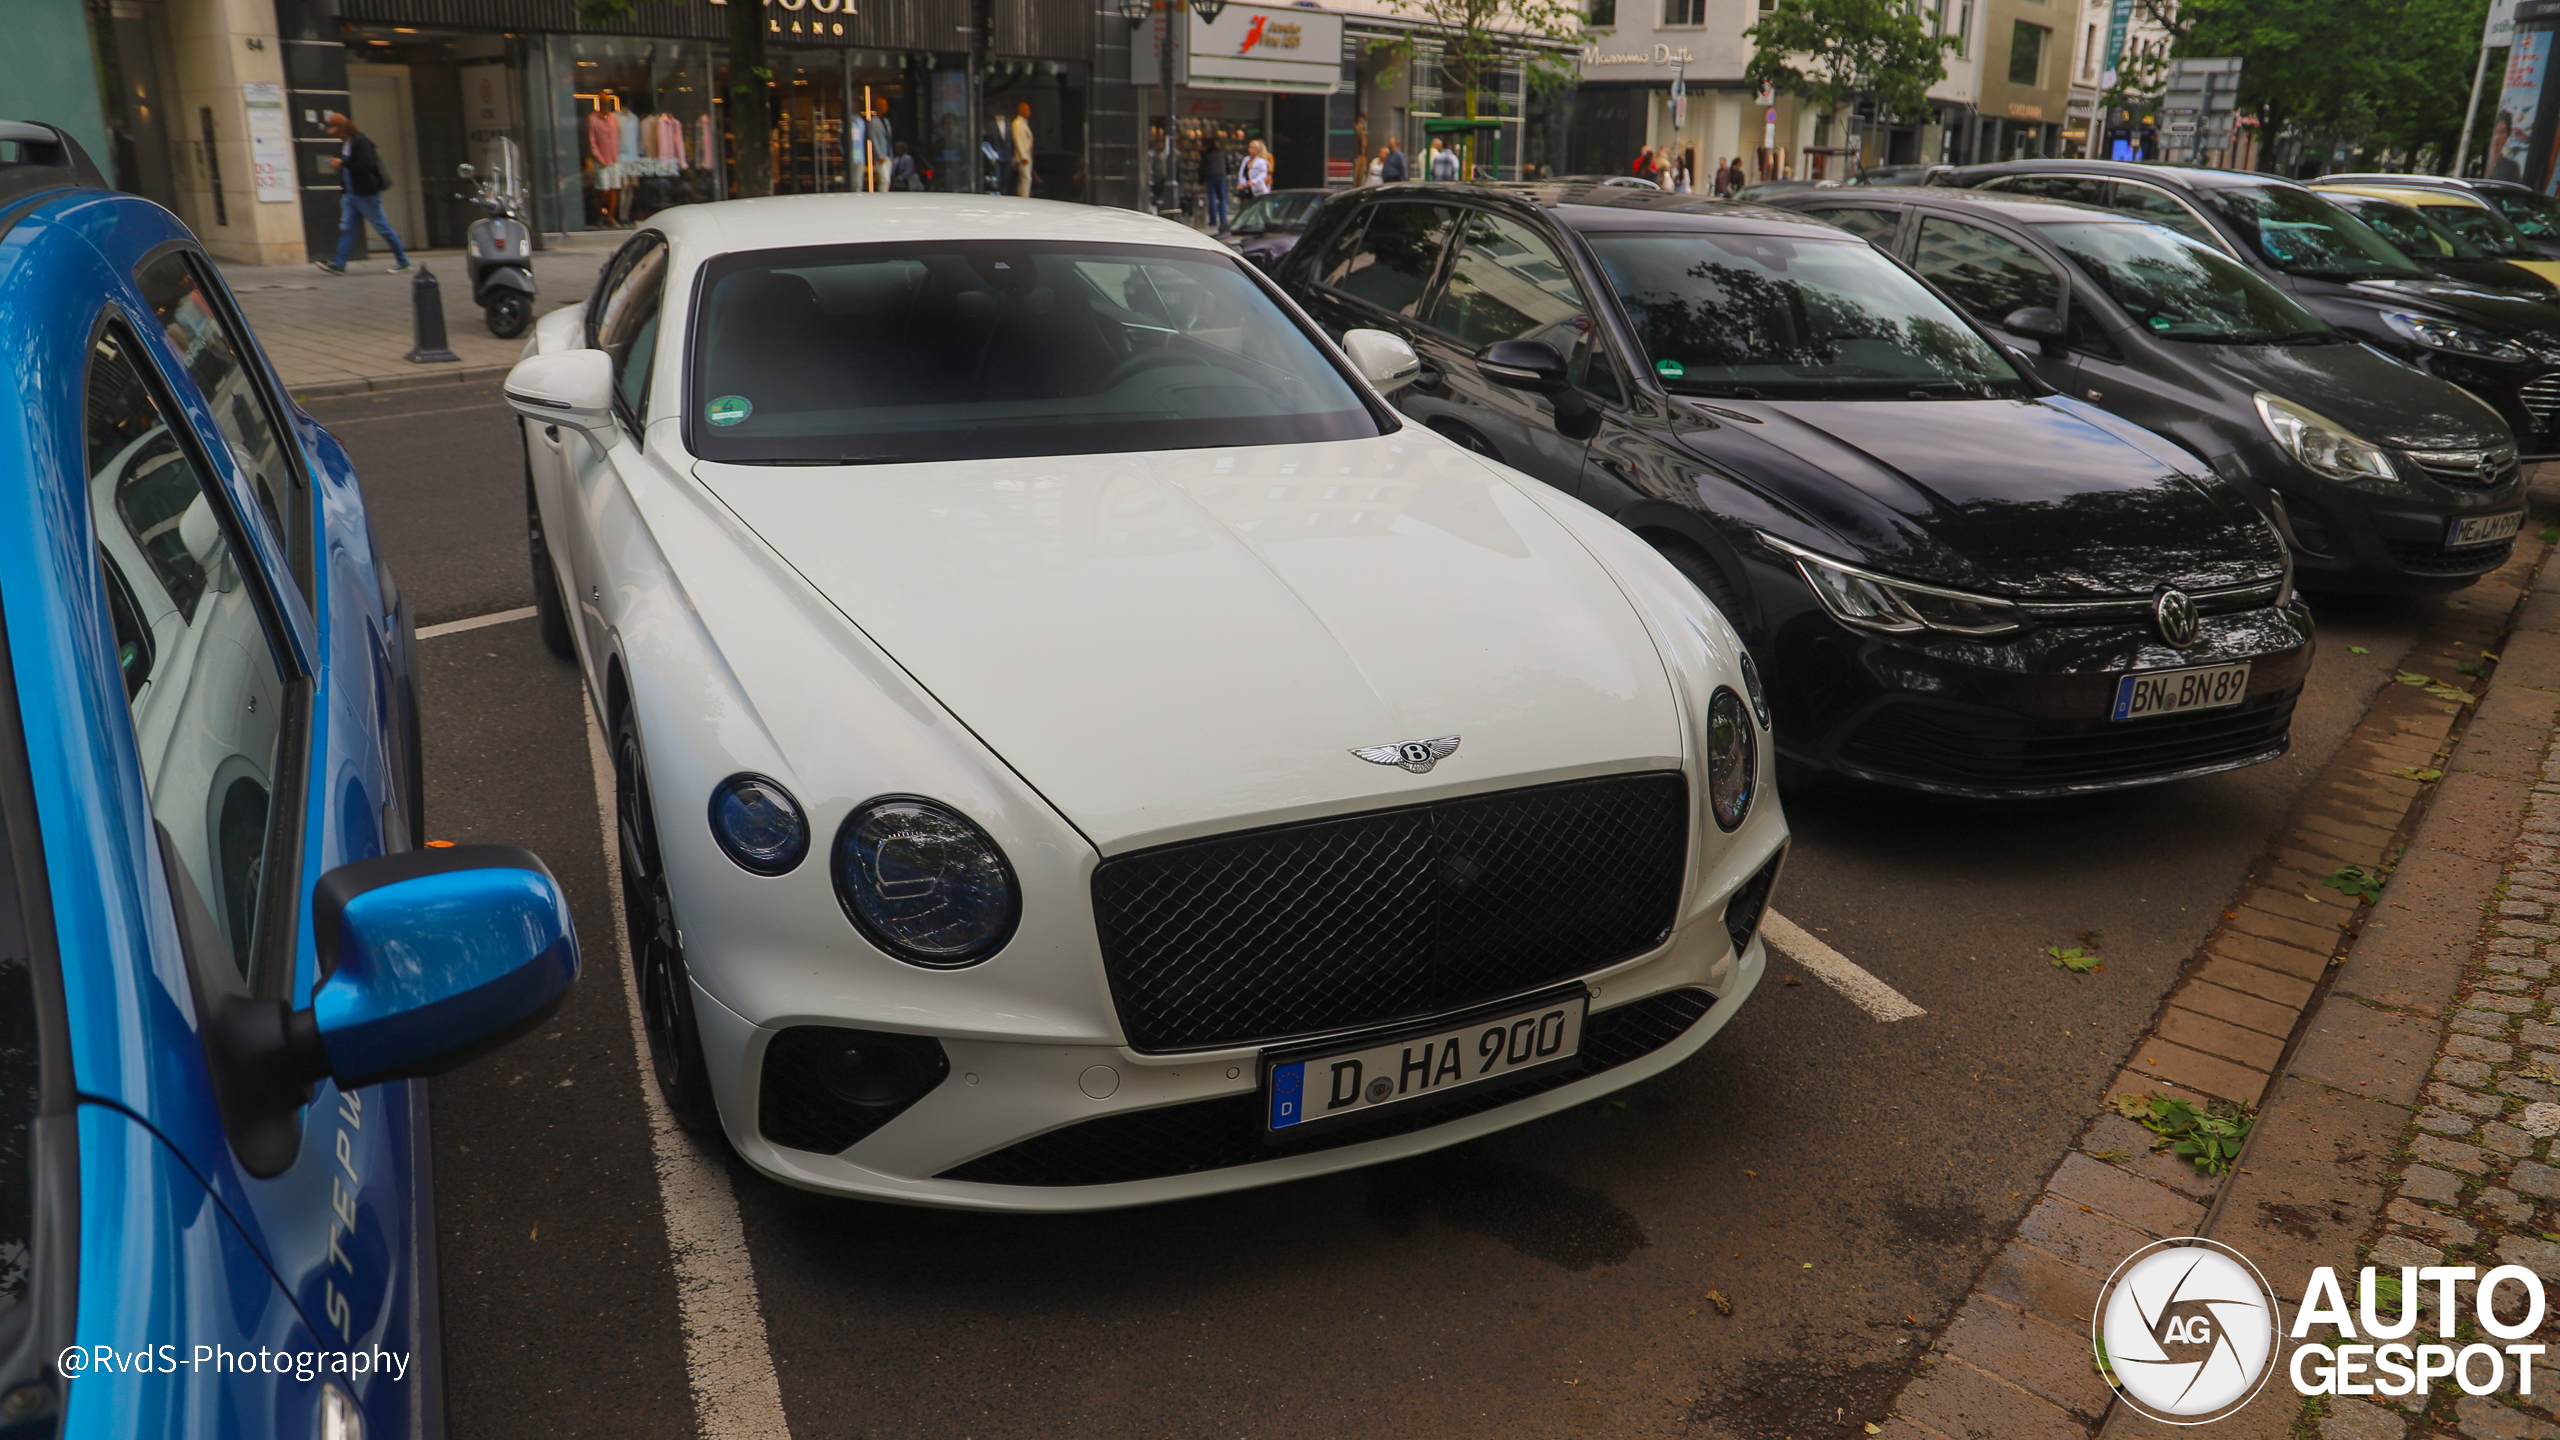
left=2519, top=372, right=2560, bottom=429
left=1723, top=852, right=1781, bottom=958
left=2385, top=537, right=2517, bottom=575
left=2015, top=576, right=2286, bottom=626
left=1837, top=687, right=2298, bottom=792
left=935, top=987, right=1718, bottom=1187
left=2405, top=448, right=2523, bottom=489
left=1092, top=773, right=1690, bottom=1053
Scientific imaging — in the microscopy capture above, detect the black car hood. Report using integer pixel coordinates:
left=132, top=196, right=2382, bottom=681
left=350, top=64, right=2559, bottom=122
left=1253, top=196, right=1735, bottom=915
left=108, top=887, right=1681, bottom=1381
left=2196, top=340, right=2511, bottom=451
left=1687, top=396, right=2279, bottom=596
left=2344, top=276, right=2560, bottom=337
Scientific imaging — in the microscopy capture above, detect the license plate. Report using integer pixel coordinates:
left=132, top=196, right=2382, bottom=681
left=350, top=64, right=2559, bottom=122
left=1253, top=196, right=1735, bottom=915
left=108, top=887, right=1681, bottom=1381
left=2111, top=663, right=2251, bottom=721
left=1265, top=989, right=1588, bottom=1133
left=2448, top=511, right=2526, bottom=547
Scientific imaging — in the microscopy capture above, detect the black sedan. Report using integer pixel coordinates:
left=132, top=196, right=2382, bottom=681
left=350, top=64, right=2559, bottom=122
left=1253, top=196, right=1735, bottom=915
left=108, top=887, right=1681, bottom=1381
left=1773, top=187, right=2526, bottom=591
left=1270, top=181, right=2312, bottom=799
left=1224, top=188, right=1331, bottom=270
left=1934, top=161, right=2560, bottom=458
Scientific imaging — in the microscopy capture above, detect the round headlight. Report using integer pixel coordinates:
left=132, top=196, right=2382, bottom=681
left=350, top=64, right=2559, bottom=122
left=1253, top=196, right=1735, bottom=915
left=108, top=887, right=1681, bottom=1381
left=1737, top=648, right=1771, bottom=730
left=708, top=774, right=809, bottom=875
left=1707, top=688, right=1755, bottom=832
left=832, top=798, right=1019, bottom=967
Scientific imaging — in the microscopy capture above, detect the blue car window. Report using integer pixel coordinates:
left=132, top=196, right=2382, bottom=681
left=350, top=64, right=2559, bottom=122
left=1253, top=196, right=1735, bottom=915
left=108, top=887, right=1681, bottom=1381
left=84, top=324, right=291, bottom=983
left=133, top=252, right=311, bottom=600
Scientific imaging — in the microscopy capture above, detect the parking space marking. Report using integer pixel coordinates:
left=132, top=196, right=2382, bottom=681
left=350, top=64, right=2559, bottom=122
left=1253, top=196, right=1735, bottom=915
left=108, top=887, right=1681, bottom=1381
left=416, top=606, right=536, bottom=640
left=583, top=695, right=794, bottom=1440
left=1762, top=912, right=1926, bottom=1022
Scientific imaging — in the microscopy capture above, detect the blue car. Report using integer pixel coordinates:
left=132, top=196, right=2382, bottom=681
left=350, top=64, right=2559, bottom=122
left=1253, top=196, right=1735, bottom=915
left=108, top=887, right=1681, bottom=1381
left=0, top=123, right=578, bottom=1437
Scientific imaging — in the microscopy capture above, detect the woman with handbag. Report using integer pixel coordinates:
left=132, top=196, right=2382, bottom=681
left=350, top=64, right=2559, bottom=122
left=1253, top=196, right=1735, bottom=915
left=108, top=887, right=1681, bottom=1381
left=1240, top=139, right=1272, bottom=200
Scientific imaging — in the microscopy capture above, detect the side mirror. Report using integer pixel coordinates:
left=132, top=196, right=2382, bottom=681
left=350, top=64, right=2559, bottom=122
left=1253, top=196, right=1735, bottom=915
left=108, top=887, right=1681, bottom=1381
left=1342, top=328, right=1422, bottom=394
left=2001, top=306, right=2068, bottom=341
left=1478, top=338, right=1571, bottom=394
left=299, top=846, right=580, bottom=1089
left=504, top=348, right=616, bottom=440
left=457, top=162, right=477, bottom=179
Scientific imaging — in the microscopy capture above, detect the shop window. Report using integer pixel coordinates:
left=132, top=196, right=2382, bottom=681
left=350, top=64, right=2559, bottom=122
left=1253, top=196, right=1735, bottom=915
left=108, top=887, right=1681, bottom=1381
left=574, top=37, right=718, bottom=227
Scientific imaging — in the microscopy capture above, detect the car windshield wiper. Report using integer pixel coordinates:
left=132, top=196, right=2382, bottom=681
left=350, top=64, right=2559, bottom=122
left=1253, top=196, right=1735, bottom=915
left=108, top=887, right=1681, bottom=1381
left=1663, top=380, right=1765, bottom=398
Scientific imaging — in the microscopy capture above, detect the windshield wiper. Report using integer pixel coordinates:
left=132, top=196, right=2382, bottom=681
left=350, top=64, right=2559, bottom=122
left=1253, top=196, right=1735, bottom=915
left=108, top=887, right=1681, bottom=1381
left=1664, top=381, right=1765, bottom=398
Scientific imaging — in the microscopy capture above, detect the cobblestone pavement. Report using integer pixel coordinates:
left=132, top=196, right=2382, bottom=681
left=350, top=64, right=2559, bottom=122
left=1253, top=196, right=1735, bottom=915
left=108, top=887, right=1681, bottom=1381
left=216, top=232, right=618, bottom=397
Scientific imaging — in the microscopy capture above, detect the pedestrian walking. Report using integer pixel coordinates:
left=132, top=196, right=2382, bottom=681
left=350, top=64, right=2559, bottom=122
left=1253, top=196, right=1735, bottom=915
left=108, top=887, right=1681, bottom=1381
left=314, top=112, right=409, bottom=276
left=1240, top=140, right=1273, bottom=200
left=1200, top=136, right=1231, bottom=231
left=1380, top=137, right=1408, bottom=183
left=1011, top=102, right=1035, bottom=197
left=890, top=140, right=920, bottom=190
left=1631, top=146, right=1658, bottom=185
left=1427, top=136, right=1460, bottom=182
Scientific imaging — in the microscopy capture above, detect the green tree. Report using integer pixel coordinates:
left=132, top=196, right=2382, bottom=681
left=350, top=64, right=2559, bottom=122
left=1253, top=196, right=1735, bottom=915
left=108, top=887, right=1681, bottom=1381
left=2150, top=0, right=2484, bottom=168
left=576, top=0, right=773, bottom=198
left=1380, top=0, right=1585, bottom=176
left=1744, top=0, right=1953, bottom=137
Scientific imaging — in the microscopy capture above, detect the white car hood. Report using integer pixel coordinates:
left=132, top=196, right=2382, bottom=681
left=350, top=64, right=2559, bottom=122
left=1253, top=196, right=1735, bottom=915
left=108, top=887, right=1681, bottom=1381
left=691, top=433, right=1684, bottom=854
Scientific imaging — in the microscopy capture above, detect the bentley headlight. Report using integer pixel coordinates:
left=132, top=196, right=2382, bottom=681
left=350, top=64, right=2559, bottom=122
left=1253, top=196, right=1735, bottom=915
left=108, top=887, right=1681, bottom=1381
left=2252, top=392, right=2397, bottom=483
left=708, top=774, right=809, bottom=875
left=1707, top=688, right=1755, bottom=831
left=2377, top=309, right=2529, bottom=362
left=833, top=798, right=1019, bottom=966
left=1762, top=534, right=2028, bottom=637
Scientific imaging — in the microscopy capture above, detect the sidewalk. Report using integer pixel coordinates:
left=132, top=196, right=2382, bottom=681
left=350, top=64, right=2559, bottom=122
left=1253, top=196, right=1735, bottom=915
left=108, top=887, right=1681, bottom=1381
left=220, top=232, right=621, bottom=399
left=1869, top=489, right=2560, bottom=1440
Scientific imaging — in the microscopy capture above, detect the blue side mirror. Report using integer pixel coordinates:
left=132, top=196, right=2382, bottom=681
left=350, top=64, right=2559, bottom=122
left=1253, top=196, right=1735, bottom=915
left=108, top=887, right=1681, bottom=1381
left=295, top=845, right=579, bottom=1088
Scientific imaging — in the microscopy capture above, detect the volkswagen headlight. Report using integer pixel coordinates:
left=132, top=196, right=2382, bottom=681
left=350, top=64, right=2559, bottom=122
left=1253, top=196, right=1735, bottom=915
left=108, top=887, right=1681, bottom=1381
left=1762, top=535, right=2028, bottom=637
left=1707, top=688, right=1755, bottom=831
left=2253, top=393, right=2397, bottom=483
left=2377, top=309, right=2529, bottom=363
left=832, top=798, right=1019, bottom=967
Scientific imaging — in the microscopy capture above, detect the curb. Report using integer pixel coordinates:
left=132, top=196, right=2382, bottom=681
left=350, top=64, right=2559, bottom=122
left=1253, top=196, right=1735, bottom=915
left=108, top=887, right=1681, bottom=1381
left=291, top=362, right=517, bottom=403
left=1865, top=530, right=2559, bottom=1440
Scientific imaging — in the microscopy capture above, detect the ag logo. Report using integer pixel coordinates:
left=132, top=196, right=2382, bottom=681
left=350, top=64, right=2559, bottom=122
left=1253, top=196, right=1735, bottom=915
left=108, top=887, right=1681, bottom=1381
left=2095, top=1238, right=2278, bottom=1424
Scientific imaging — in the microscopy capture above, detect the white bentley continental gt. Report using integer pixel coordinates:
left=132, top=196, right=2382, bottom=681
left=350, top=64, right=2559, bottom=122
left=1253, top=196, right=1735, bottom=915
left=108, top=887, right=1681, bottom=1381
left=504, top=195, right=1785, bottom=1210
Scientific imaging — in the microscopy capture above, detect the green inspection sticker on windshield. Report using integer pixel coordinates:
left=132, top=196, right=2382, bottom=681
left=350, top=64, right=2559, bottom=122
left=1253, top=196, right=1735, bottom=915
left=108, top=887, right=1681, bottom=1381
left=706, top=395, right=753, bottom=427
left=2149, top=315, right=2174, bottom=331
left=1656, top=359, right=1686, bottom=378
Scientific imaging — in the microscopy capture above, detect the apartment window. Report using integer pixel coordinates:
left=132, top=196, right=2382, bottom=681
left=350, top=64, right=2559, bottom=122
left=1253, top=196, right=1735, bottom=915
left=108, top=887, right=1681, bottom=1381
left=1665, top=0, right=1704, bottom=26
left=1590, top=0, right=1615, bottom=24
left=2009, top=20, right=2047, bottom=86
left=1950, top=0, right=1971, bottom=56
left=2081, top=23, right=2097, bottom=79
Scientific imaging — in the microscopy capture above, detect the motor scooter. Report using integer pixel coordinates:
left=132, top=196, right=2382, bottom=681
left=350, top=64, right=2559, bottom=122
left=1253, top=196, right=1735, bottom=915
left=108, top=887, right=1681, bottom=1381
left=456, top=138, right=536, bottom=339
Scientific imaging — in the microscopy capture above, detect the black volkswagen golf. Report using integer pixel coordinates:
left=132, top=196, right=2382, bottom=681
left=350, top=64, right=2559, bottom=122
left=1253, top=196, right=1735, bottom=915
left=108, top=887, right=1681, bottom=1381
left=1934, top=161, right=2560, bottom=458
left=1769, top=186, right=2525, bottom=591
left=1271, top=182, right=2312, bottom=798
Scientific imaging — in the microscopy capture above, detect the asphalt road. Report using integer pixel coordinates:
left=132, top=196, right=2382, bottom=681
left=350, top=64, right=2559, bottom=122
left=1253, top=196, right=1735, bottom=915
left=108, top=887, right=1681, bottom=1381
left=321, top=382, right=2441, bottom=1440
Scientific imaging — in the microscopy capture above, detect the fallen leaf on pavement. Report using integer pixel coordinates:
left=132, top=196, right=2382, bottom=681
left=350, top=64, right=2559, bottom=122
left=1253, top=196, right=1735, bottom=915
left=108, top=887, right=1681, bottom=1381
left=1705, top=1290, right=1733, bottom=1316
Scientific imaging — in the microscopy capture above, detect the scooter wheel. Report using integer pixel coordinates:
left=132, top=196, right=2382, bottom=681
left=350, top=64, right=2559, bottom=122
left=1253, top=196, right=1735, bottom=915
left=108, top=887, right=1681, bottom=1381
left=485, top=293, right=532, bottom=340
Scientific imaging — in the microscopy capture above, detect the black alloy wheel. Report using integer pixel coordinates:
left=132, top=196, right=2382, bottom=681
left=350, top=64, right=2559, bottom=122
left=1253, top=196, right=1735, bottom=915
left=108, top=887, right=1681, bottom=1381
left=615, top=708, right=722, bottom=1137
left=523, top=458, right=577, bottom=661
left=485, top=292, right=532, bottom=339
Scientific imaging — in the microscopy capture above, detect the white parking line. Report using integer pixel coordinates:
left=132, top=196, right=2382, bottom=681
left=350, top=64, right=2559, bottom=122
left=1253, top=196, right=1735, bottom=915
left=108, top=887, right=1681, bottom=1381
left=1761, top=912, right=1927, bottom=1023
left=583, top=695, right=794, bottom=1440
left=415, top=606, right=536, bottom=640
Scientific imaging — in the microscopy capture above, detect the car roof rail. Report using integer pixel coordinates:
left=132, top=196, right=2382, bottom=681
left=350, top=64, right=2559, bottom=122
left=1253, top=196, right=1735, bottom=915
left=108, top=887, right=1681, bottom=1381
left=0, top=121, right=109, bottom=211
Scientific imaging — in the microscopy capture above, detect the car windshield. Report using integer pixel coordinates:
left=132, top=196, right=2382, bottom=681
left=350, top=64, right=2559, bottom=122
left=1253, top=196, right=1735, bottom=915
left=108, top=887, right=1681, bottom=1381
left=2333, top=197, right=2488, bottom=259
left=1233, top=193, right=1322, bottom=233
left=2425, top=202, right=2538, bottom=257
left=2490, top=189, right=2560, bottom=239
left=689, top=241, right=1381, bottom=464
left=1586, top=231, right=2031, bottom=399
left=2040, top=222, right=2333, bottom=343
left=2202, top=183, right=2425, bottom=279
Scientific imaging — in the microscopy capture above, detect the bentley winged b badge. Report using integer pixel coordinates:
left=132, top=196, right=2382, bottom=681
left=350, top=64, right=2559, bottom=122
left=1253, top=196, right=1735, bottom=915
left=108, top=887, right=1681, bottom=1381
left=1352, top=736, right=1461, bottom=774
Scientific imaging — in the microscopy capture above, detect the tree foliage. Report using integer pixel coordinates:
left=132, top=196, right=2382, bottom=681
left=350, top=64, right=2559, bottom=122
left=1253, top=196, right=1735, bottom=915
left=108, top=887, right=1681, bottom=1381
left=574, top=0, right=773, bottom=198
left=1744, top=0, right=1953, bottom=126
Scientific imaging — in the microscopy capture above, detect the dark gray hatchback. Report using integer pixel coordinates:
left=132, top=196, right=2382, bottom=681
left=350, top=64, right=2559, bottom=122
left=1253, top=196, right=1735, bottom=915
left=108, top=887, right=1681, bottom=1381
left=1772, top=186, right=2525, bottom=592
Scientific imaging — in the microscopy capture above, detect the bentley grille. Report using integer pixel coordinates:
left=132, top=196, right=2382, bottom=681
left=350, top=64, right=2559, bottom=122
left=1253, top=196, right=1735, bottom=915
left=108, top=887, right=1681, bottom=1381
left=1090, top=772, right=1691, bottom=1053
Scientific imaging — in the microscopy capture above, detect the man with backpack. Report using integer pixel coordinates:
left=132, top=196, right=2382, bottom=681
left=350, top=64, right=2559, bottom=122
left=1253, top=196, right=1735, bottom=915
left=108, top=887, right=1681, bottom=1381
left=314, top=112, right=409, bottom=276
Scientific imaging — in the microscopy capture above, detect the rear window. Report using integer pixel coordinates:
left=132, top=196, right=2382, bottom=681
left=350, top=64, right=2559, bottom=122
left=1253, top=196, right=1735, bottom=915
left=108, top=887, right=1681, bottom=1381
left=689, top=241, right=1382, bottom=465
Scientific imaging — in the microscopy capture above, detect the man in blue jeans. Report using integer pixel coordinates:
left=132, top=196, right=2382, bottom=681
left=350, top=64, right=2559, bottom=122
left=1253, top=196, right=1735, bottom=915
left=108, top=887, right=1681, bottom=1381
left=314, top=112, right=410, bottom=276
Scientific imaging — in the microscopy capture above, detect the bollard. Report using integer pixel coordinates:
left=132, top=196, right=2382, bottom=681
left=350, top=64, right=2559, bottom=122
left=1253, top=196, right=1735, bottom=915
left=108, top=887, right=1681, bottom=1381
left=405, top=265, right=460, bottom=365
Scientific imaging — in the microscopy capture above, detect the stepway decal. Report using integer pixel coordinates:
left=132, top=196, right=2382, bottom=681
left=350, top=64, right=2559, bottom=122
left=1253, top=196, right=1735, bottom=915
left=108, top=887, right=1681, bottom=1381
left=2094, top=1238, right=2550, bottom=1423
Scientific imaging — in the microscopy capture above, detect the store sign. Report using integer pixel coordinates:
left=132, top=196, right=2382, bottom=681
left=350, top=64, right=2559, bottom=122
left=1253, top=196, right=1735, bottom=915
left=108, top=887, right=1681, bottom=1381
left=2007, top=102, right=2044, bottom=119
left=1581, top=42, right=1695, bottom=69
left=1184, top=2, right=1342, bottom=93
left=242, top=83, right=294, bottom=204
left=458, top=61, right=514, bottom=153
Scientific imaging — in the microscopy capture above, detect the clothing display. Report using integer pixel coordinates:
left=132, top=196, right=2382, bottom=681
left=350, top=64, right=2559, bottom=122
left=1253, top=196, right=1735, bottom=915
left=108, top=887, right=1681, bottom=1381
left=586, top=108, right=618, bottom=168
left=616, top=109, right=640, bottom=162
left=643, top=111, right=686, bottom=165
